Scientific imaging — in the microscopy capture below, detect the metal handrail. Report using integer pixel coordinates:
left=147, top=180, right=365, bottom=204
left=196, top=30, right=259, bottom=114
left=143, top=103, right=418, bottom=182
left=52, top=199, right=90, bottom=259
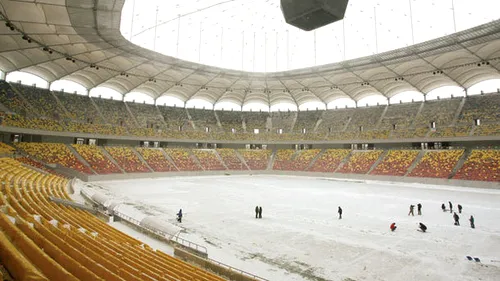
left=113, top=210, right=208, bottom=254
left=207, top=258, right=269, bottom=281
left=171, top=235, right=208, bottom=254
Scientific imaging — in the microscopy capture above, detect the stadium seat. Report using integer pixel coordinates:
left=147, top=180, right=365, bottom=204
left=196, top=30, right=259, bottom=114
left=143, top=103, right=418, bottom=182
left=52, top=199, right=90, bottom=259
left=15, top=143, right=92, bottom=174
left=307, top=149, right=350, bottom=172
left=164, top=148, right=202, bottom=171
left=370, top=150, right=419, bottom=176
left=105, top=147, right=150, bottom=173
left=409, top=150, right=464, bottom=178
left=216, top=149, right=246, bottom=170
left=136, top=148, right=177, bottom=172
left=338, top=150, right=383, bottom=174
left=192, top=150, right=226, bottom=170
left=454, top=149, right=500, bottom=182
left=238, top=150, right=271, bottom=170
left=72, top=144, right=122, bottom=174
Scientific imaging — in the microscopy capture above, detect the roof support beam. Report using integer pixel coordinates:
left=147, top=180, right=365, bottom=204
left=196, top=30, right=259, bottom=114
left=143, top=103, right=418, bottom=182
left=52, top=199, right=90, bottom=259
left=408, top=49, right=467, bottom=90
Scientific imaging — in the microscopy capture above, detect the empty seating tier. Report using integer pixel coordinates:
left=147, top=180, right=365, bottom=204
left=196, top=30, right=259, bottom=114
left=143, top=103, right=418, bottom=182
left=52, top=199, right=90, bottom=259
left=307, top=149, right=350, bottom=172
left=338, top=150, right=383, bottom=174
left=72, top=144, right=122, bottom=174
left=409, top=150, right=464, bottom=178
left=164, top=149, right=201, bottom=171
left=371, top=150, right=419, bottom=176
left=105, top=147, right=150, bottom=173
left=238, top=150, right=271, bottom=170
left=16, top=143, right=92, bottom=174
left=192, top=150, right=226, bottom=170
left=454, top=149, right=500, bottom=182
left=136, top=148, right=176, bottom=172
left=216, top=149, right=246, bottom=170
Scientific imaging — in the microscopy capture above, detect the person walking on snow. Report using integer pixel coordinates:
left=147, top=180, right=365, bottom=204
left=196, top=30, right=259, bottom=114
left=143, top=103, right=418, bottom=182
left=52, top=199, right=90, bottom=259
left=469, top=215, right=475, bottom=229
left=449, top=201, right=453, bottom=213
left=441, top=203, right=446, bottom=212
left=337, top=206, right=343, bottom=219
left=177, top=209, right=183, bottom=223
left=258, top=206, right=262, bottom=219
left=458, top=204, right=463, bottom=214
left=390, top=222, right=397, bottom=232
left=408, top=205, right=415, bottom=216
left=255, top=206, right=259, bottom=218
left=417, top=203, right=422, bottom=215
left=453, top=212, right=460, bottom=226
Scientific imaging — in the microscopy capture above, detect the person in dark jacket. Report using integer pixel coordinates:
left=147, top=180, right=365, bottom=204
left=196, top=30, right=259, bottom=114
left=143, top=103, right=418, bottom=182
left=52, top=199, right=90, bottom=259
left=453, top=212, right=460, bottom=226
left=390, top=222, right=397, bottom=232
left=338, top=206, right=343, bottom=219
left=177, top=209, right=183, bottom=223
left=449, top=201, right=453, bottom=213
left=458, top=204, right=463, bottom=214
left=469, top=215, right=475, bottom=229
left=258, top=206, right=262, bottom=219
left=255, top=206, right=259, bottom=218
left=408, top=205, right=415, bottom=216
left=417, top=203, right=422, bottom=215
left=419, top=222, right=427, bottom=232
left=441, top=203, right=446, bottom=212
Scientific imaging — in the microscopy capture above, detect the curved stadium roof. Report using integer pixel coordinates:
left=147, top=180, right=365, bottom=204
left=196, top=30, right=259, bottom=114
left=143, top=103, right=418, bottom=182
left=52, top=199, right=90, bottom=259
left=0, top=0, right=499, bottom=108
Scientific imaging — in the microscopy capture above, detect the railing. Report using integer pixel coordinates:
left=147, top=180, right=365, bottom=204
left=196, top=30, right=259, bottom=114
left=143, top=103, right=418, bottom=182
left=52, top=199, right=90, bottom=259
left=171, top=235, right=207, bottom=255
left=207, top=258, right=269, bottom=281
left=113, top=210, right=208, bottom=255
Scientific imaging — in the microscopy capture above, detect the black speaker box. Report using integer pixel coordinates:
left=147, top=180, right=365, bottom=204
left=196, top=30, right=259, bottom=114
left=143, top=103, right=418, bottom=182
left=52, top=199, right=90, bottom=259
left=281, top=0, right=349, bottom=31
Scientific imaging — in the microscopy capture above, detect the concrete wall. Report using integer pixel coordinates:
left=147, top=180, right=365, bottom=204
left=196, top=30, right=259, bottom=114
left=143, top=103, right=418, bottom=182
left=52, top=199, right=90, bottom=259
left=85, top=170, right=500, bottom=189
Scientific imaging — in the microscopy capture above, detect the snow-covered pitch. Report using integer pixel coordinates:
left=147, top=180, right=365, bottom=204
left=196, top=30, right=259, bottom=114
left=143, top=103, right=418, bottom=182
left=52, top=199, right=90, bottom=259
left=95, top=175, right=500, bottom=281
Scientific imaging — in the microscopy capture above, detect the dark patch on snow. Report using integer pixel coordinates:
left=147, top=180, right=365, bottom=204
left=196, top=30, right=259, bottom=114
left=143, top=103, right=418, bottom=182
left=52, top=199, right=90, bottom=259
left=244, top=252, right=356, bottom=281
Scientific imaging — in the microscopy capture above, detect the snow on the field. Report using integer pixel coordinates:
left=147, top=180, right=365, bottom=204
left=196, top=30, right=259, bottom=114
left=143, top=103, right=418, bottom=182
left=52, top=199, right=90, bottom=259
left=93, top=175, right=500, bottom=281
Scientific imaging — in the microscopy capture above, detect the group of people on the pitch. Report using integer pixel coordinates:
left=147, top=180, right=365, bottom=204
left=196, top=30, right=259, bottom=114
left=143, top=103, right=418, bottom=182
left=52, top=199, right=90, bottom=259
left=392, top=201, right=476, bottom=232
left=441, top=201, right=474, bottom=228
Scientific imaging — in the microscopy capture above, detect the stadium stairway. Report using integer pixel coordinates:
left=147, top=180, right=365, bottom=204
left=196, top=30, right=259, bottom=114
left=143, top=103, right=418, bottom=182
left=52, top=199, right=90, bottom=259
left=100, top=147, right=126, bottom=173
left=123, top=102, right=140, bottom=127
left=367, top=150, right=389, bottom=174
left=233, top=150, right=251, bottom=170
left=188, top=149, right=206, bottom=171
left=213, top=150, right=230, bottom=170
left=49, top=91, right=72, bottom=118
left=0, top=101, right=11, bottom=113
left=304, top=148, right=325, bottom=171
left=65, top=144, right=97, bottom=174
left=159, top=149, right=181, bottom=171
left=9, top=84, right=41, bottom=117
left=154, top=106, right=169, bottom=128
left=448, top=148, right=471, bottom=179
left=404, top=150, right=425, bottom=176
left=451, top=97, right=467, bottom=127
left=89, top=97, right=108, bottom=124
left=375, top=105, right=389, bottom=129
left=334, top=150, right=353, bottom=172
left=131, top=147, right=154, bottom=172
left=267, top=149, right=277, bottom=170
left=410, top=102, right=425, bottom=128
left=469, top=125, right=477, bottom=136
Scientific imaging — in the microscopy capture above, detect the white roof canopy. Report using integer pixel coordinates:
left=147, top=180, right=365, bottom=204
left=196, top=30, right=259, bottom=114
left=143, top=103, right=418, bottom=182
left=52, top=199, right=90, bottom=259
left=0, top=0, right=499, bottom=107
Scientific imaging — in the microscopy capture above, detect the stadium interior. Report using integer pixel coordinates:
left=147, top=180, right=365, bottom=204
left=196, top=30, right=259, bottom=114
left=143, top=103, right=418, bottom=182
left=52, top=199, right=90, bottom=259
left=0, top=0, right=499, bottom=280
